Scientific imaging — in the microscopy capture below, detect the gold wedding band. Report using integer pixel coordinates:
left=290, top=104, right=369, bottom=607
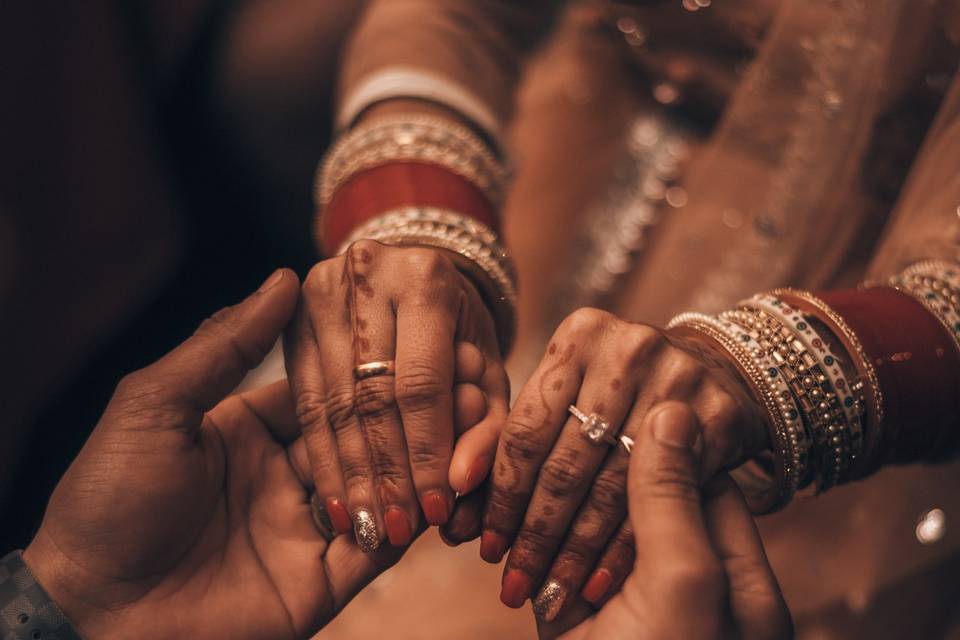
left=353, top=360, right=396, bottom=380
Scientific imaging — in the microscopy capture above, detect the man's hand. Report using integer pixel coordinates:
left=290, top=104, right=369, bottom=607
left=541, top=403, right=792, bottom=640
left=23, top=270, right=406, bottom=639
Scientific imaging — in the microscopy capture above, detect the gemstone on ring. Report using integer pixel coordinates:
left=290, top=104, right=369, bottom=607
left=568, top=405, right=615, bottom=445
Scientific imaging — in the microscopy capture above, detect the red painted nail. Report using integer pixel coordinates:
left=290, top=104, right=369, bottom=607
left=500, top=569, right=532, bottom=608
left=422, top=491, right=451, bottom=526
left=325, top=498, right=352, bottom=535
left=384, top=507, right=412, bottom=547
left=582, top=569, right=613, bottom=604
left=463, top=455, right=490, bottom=495
left=480, top=530, right=508, bottom=563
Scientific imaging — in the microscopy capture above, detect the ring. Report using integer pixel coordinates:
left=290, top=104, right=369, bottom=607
left=353, top=360, right=396, bottom=380
left=568, top=404, right=619, bottom=446
left=618, top=435, right=634, bottom=454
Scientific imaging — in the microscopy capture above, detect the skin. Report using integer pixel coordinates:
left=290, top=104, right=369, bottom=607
left=540, top=403, right=792, bottom=640
left=21, top=270, right=409, bottom=639
left=285, top=240, right=509, bottom=549
left=478, top=307, right=771, bottom=617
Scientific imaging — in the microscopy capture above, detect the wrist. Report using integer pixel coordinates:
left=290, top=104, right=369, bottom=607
left=22, top=533, right=129, bottom=640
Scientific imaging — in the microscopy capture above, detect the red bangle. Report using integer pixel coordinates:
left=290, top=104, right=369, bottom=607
left=816, top=287, right=960, bottom=469
left=320, top=162, right=500, bottom=255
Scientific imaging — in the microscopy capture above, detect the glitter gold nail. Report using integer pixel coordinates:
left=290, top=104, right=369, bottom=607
left=353, top=509, right=380, bottom=552
left=533, top=580, right=566, bottom=622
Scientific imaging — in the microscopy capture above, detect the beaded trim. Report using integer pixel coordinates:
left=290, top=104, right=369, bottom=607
left=316, top=115, right=509, bottom=211
left=892, top=260, right=960, bottom=355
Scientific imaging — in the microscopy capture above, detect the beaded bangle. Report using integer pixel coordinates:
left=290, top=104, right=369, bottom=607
left=338, top=206, right=518, bottom=355
left=668, top=313, right=800, bottom=512
left=316, top=115, right=509, bottom=211
left=773, top=288, right=884, bottom=479
left=724, top=306, right=849, bottom=490
left=892, top=260, right=960, bottom=354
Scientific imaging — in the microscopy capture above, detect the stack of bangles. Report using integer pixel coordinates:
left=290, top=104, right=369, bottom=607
left=668, top=260, right=960, bottom=514
left=315, top=114, right=517, bottom=354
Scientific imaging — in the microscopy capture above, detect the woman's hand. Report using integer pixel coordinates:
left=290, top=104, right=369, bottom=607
left=541, top=403, right=792, bottom=640
left=285, top=241, right=509, bottom=550
left=23, top=271, right=406, bottom=640
left=480, top=308, right=770, bottom=619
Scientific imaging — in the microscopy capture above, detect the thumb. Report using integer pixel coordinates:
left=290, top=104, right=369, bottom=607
left=115, top=269, right=299, bottom=423
left=627, top=402, right=715, bottom=576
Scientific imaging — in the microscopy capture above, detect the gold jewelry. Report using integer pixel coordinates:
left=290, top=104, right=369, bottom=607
left=353, top=360, right=396, bottom=380
left=316, top=115, right=509, bottom=210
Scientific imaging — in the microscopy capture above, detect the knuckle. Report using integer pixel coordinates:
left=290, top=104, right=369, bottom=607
left=538, top=452, right=589, bottom=499
left=353, top=378, right=397, bottom=422
left=587, top=468, right=628, bottom=513
left=304, top=259, right=340, bottom=294
left=557, top=307, right=614, bottom=339
left=483, top=486, right=526, bottom=529
left=322, top=386, right=359, bottom=434
left=395, top=362, right=447, bottom=412
left=623, top=323, right=664, bottom=365
left=294, top=389, right=330, bottom=429
left=407, top=445, right=446, bottom=469
left=558, top=531, right=602, bottom=565
left=403, top=247, right=454, bottom=280
left=369, top=449, right=408, bottom=488
left=514, top=524, right=563, bottom=559
left=345, top=238, right=384, bottom=258
left=501, top=422, right=546, bottom=462
left=667, top=353, right=706, bottom=391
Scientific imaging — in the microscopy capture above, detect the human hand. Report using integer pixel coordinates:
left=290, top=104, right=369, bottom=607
left=23, top=270, right=407, bottom=639
left=541, top=403, right=791, bottom=640
left=285, top=241, right=509, bottom=551
left=480, top=308, right=770, bottom=619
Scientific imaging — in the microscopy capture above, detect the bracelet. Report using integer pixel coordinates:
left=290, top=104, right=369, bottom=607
left=736, top=295, right=861, bottom=487
left=315, top=115, right=509, bottom=211
left=723, top=305, right=850, bottom=490
left=892, top=260, right=960, bottom=354
left=1, top=551, right=82, bottom=640
left=772, top=288, right=884, bottom=479
left=338, top=206, right=518, bottom=355
left=668, top=313, right=801, bottom=512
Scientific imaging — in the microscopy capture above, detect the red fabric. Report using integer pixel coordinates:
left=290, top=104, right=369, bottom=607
left=321, top=162, right=499, bottom=254
left=817, top=287, right=960, bottom=468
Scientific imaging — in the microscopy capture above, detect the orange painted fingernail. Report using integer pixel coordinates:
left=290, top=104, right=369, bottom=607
left=500, top=569, right=532, bottom=608
left=325, top=498, right=352, bottom=535
left=463, top=456, right=490, bottom=495
left=480, top=530, right=508, bottom=563
left=384, top=507, right=412, bottom=547
left=582, top=569, right=613, bottom=604
left=422, top=491, right=451, bottom=526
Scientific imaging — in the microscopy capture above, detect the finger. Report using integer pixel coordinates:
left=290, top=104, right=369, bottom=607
left=454, top=341, right=486, bottom=385
left=702, top=475, right=792, bottom=639
left=628, top=402, right=726, bottom=631
left=481, top=341, right=583, bottom=566
left=322, top=530, right=412, bottom=619
left=454, top=383, right=488, bottom=436
left=517, top=368, right=640, bottom=618
left=450, top=358, right=510, bottom=495
left=117, top=269, right=299, bottom=428
left=439, top=484, right=485, bottom=546
left=284, top=295, right=352, bottom=538
left=393, top=260, right=459, bottom=527
left=581, top=519, right=634, bottom=607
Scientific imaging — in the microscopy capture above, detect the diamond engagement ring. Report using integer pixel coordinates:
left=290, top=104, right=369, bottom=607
left=568, top=405, right=618, bottom=446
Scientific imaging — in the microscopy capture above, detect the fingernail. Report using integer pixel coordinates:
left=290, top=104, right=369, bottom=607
left=258, top=269, right=284, bottom=293
left=500, top=569, right=532, bottom=608
left=325, top=498, right=353, bottom=535
left=582, top=569, right=613, bottom=604
left=309, top=494, right=335, bottom=542
left=480, top=530, right=508, bottom=563
left=384, top=507, right=412, bottom=547
left=651, top=404, right=700, bottom=449
left=462, top=456, right=490, bottom=495
left=438, top=528, right=459, bottom=547
left=422, top=491, right=451, bottom=526
left=532, top=580, right=566, bottom=622
left=352, top=509, right=380, bottom=552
